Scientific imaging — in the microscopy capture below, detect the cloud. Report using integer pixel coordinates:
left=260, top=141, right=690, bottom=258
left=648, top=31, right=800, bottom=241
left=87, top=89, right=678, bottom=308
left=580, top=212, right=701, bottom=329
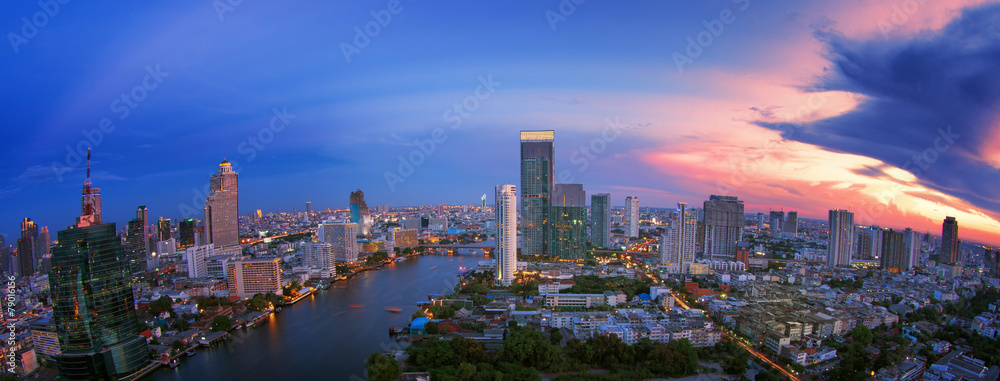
left=755, top=2, right=1000, bottom=218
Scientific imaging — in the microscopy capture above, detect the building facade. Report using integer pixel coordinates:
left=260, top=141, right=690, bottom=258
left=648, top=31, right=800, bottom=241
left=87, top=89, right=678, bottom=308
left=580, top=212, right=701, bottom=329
left=520, top=130, right=554, bottom=257
left=204, top=160, right=240, bottom=248
left=661, top=202, right=697, bottom=273
left=828, top=209, right=855, bottom=267
left=495, top=184, right=517, bottom=286
left=590, top=193, right=611, bottom=249
left=703, top=195, right=744, bottom=260
left=550, top=184, right=586, bottom=260
left=226, top=257, right=281, bottom=298
left=625, top=196, right=639, bottom=238
left=940, top=216, right=959, bottom=264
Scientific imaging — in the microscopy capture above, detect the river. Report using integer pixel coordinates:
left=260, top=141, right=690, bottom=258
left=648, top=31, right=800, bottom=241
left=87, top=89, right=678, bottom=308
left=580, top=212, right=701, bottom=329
left=147, top=253, right=478, bottom=380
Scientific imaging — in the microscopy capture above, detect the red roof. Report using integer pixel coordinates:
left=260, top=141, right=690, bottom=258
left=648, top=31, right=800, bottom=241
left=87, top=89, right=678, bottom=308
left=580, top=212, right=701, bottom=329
left=228, top=296, right=241, bottom=303
left=560, top=280, right=575, bottom=285
left=139, top=330, right=153, bottom=339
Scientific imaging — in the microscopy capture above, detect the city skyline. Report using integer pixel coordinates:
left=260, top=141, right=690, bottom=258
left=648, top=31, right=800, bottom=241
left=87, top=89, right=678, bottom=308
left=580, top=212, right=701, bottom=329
left=4, top=2, right=1000, bottom=246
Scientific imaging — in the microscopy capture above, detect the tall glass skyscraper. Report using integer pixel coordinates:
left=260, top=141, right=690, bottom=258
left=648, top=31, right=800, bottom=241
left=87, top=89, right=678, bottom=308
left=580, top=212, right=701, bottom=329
left=520, top=130, right=554, bottom=257
left=661, top=202, right=697, bottom=273
left=625, top=196, right=639, bottom=237
left=550, top=184, right=586, bottom=260
left=349, top=189, right=372, bottom=237
left=51, top=157, right=148, bottom=380
left=204, top=160, right=240, bottom=248
left=590, top=193, right=611, bottom=249
left=495, top=184, right=517, bottom=286
left=179, top=218, right=196, bottom=248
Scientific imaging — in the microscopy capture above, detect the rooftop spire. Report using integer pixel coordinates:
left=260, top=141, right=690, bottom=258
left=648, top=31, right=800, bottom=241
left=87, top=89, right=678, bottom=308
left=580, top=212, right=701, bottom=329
left=85, top=148, right=92, bottom=187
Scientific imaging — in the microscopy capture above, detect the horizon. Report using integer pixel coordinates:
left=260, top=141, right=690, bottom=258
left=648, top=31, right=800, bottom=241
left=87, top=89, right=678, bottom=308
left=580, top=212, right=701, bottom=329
left=3, top=1, right=1000, bottom=247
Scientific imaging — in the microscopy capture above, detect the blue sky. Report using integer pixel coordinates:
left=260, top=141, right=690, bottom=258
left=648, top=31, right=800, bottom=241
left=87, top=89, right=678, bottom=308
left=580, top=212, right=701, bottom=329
left=3, top=1, right=1000, bottom=245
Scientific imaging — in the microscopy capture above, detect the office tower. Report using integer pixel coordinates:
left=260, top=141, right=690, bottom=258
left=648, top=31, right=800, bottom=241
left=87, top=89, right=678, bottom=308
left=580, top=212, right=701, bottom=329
left=495, top=184, right=517, bottom=286
left=703, top=195, right=744, bottom=260
left=123, top=219, right=147, bottom=275
left=550, top=184, right=586, bottom=260
left=880, top=229, right=908, bottom=273
left=156, top=217, right=171, bottom=241
left=481, top=194, right=487, bottom=212
left=78, top=149, right=102, bottom=227
left=178, top=218, right=196, bottom=249
left=590, top=193, right=611, bottom=248
left=735, top=241, right=751, bottom=265
left=318, top=223, right=358, bottom=263
left=660, top=202, right=697, bottom=273
left=828, top=209, right=855, bottom=267
left=625, top=196, right=639, bottom=238
left=255, top=209, right=262, bottom=221
left=349, top=189, right=372, bottom=237
left=51, top=203, right=148, bottom=379
left=204, top=160, right=240, bottom=248
left=769, top=211, right=784, bottom=232
left=226, top=257, right=281, bottom=298
left=152, top=239, right=175, bottom=271
left=940, top=216, right=959, bottom=264
left=520, top=130, right=554, bottom=257
left=37, top=226, right=50, bottom=258
left=784, top=211, right=798, bottom=235
left=305, top=201, right=312, bottom=219
left=903, top=228, right=919, bottom=270
left=756, top=212, right=765, bottom=230
left=186, top=244, right=214, bottom=278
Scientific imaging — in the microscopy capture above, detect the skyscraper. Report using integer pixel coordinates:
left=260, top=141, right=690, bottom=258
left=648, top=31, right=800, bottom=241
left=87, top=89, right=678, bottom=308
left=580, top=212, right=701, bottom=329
left=880, top=229, right=908, bottom=273
left=590, top=193, right=611, bottom=249
left=17, top=218, right=38, bottom=277
left=769, top=211, right=784, bottom=232
left=349, top=190, right=372, bottom=237
left=756, top=212, right=765, bottom=230
left=855, top=227, right=884, bottom=261
left=661, top=202, right=697, bottom=273
left=520, top=130, right=554, bottom=257
left=123, top=219, right=146, bottom=275
left=625, top=196, right=639, bottom=238
left=50, top=167, right=148, bottom=380
left=305, top=201, right=312, bottom=219
left=735, top=241, right=751, bottom=265
left=318, top=223, right=358, bottom=263
left=135, top=206, right=150, bottom=258
left=495, top=184, right=517, bottom=286
left=828, top=209, right=855, bottom=267
left=703, top=195, right=744, bottom=260
left=550, top=184, right=586, bottom=260
left=903, top=228, right=919, bottom=270
left=784, top=211, right=798, bottom=235
left=940, top=216, right=959, bottom=265
left=178, top=218, right=196, bottom=249
left=156, top=217, right=171, bottom=241
left=204, top=160, right=240, bottom=248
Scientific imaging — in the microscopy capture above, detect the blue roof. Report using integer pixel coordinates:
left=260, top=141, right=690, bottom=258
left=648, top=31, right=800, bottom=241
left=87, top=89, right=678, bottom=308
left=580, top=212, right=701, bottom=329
left=638, top=293, right=652, bottom=300
left=411, top=317, right=430, bottom=329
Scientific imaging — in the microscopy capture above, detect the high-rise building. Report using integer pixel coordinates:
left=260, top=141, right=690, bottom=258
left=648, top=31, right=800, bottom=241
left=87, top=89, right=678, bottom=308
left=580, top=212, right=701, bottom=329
left=303, top=241, right=336, bottom=275
left=856, top=227, right=884, bottom=261
left=520, top=130, right=554, bottom=257
left=590, top=193, right=611, bottom=249
left=318, top=223, right=358, bottom=263
left=77, top=149, right=102, bottom=227
left=940, top=216, right=959, bottom=265
left=226, top=257, right=281, bottom=298
left=204, top=160, right=240, bottom=248
left=495, top=184, right=517, bottom=286
left=305, top=201, right=312, bottom=220
left=828, top=209, right=855, bottom=267
left=756, top=212, right=765, bottom=230
left=880, top=229, right=908, bottom=273
left=660, top=202, right=697, bottom=273
left=985, top=249, right=1000, bottom=278
left=769, top=211, right=784, bottom=232
left=156, top=217, right=171, bottom=241
left=784, top=211, right=798, bottom=235
left=51, top=180, right=148, bottom=380
left=178, top=218, right=196, bottom=249
left=123, top=218, right=147, bottom=275
left=349, top=190, right=372, bottom=236
left=625, top=196, right=639, bottom=238
left=186, top=244, right=214, bottom=278
left=703, top=195, right=744, bottom=260
left=17, top=217, right=38, bottom=277
left=550, top=184, right=586, bottom=260
left=903, top=228, right=919, bottom=270
left=135, top=206, right=150, bottom=257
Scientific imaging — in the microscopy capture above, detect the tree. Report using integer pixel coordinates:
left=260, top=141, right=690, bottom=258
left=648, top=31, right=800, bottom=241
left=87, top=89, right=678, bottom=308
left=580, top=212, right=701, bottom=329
left=336, top=264, right=350, bottom=276
left=425, top=321, right=440, bottom=334
left=851, top=325, right=873, bottom=347
left=365, top=352, right=401, bottom=381
left=210, top=315, right=232, bottom=332
left=549, top=327, right=563, bottom=345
